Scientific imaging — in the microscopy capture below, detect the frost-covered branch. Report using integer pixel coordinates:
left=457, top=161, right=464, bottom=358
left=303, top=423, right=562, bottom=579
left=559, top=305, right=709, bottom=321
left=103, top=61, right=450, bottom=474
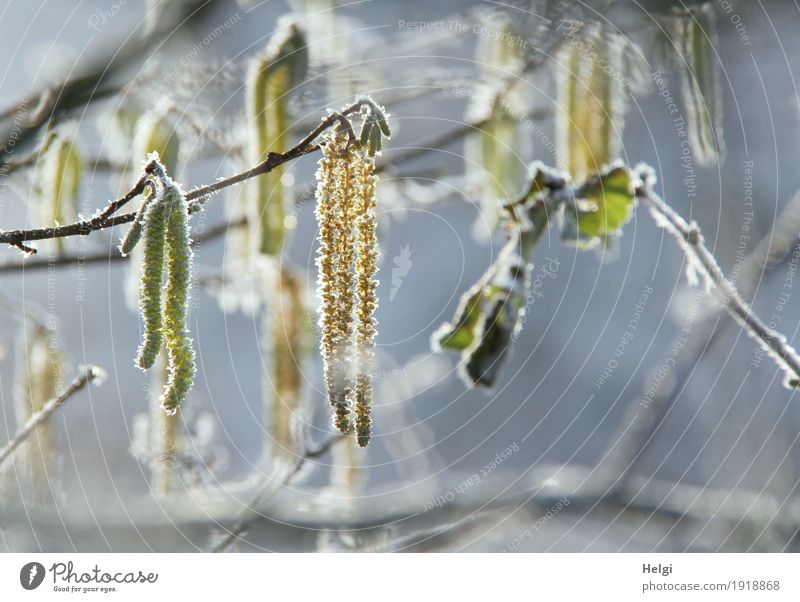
left=635, top=165, right=800, bottom=388
left=0, top=97, right=385, bottom=254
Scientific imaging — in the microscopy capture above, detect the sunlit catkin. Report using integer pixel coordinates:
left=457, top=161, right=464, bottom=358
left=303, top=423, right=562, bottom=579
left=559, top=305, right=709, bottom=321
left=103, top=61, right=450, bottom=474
left=557, top=25, right=623, bottom=179
left=13, top=322, right=63, bottom=507
left=136, top=182, right=168, bottom=370
left=265, top=266, right=308, bottom=461
left=159, top=179, right=196, bottom=415
left=40, top=132, right=81, bottom=253
left=467, top=14, right=526, bottom=232
left=247, top=20, right=308, bottom=256
left=315, top=131, right=351, bottom=434
left=352, top=147, right=378, bottom=447
left=314, top=125, right=380, bottom=445
left=121, top=157, right=196, bottom=416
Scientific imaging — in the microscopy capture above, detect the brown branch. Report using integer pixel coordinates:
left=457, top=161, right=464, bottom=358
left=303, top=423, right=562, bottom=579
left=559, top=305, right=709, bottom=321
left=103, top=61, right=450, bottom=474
left=0, top=216, right=245, bottom=273
left=0, top=366, right=104, bottom=468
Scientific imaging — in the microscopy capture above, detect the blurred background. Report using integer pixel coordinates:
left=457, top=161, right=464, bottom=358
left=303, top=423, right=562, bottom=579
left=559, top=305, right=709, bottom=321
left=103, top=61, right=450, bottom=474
left=1, top=0, right=800, bottom=552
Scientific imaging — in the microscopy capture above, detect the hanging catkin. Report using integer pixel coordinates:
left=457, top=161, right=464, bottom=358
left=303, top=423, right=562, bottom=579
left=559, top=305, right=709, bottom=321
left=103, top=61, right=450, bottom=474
left=159, top=179, right=196, bottom=415
left=556, top=24, right=624, bottom=179
left=314, top=115, right=383, bottom=446
left=265, top=266, right=308, bottom=461
left=135, top=181, right=168, bottom=370
left=246, top=20, right=308, bottom=256
left=13, top=322, right=63, bottom=507
left=315, top=130, right=352, bottom=434
left=352, top=146, right=379, bottom=447
left=120, top=156, right=196, bottom=416
left=40, top=131, right=82, bottom=253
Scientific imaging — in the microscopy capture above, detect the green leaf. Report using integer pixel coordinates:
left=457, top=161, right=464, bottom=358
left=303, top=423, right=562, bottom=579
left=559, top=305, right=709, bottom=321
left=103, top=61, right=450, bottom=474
left=562, top=165, right=635, bottom=247
left=464, top=293, right=515, bottom=388
left=433, top=284, right=485, bottom=352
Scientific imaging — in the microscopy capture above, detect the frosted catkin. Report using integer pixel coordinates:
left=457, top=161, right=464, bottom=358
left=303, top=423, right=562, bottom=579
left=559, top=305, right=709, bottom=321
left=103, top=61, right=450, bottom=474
left=315, top=132, right=351, bottom=434
left=315, top=130, right=381, bottom=445
left=159, top=182, right=196, bottom=415
left=136, top=185, right=168, bottom=370
left=352, top=148, right=379, bottom=447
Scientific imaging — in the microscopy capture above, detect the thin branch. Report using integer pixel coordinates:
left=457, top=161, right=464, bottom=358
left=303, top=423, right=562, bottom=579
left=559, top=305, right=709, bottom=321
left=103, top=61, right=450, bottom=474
left=602, top=191, right=800, bottom=488
left=209, top=433, right=345, bottom=553
left=636, top=173, right=800, bottom=386
left=0, top=366, right=104, bottom=468
left=0, top=216, right=245, bottom=273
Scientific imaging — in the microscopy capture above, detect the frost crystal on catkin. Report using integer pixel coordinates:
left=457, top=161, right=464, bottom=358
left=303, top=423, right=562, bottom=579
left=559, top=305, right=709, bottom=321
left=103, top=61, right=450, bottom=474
left=159, top=180, right=196, bottom=415
left=120, top=155, right=196, bottom=416
left=314, top=122, right=383, bottom=445
left=315, top=131, right=352, bottom=434
left=352, top=148, right=379, bottom=447
left=136, top=182, right=168, bottom=370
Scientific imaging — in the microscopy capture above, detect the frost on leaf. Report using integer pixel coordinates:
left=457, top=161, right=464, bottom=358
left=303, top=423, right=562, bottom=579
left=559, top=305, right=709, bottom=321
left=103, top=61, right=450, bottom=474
left=434, top=233, right=530, bottom=388
left=561, top=164, right=636, bottom=249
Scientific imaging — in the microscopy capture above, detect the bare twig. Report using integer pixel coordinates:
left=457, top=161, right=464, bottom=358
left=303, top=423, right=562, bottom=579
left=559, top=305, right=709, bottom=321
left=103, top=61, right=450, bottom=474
left=0, top=366, right=104, bottom=468
left=0, top=216, right=245, bottom=273
left=602, top=191, right=800, bottom=488
left=209, top=433, right=345, bottom=553
left=636, top=172, right=800, bottom=387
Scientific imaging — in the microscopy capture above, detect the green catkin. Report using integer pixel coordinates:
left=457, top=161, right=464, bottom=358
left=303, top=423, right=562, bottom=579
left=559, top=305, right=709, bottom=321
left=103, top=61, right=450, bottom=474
left=136, top=183, right=169, bottom=370
left=247, top=21, right=308, bottom=256
left=124, top=110, right=180, bottom=311
left=470, top=17, right=525, bottom=227
left=353, top=147, right=379, bottom=447
left=675, top=5, right=724, bottom=165
left=119, top=180, right=156, bottom=257
left=159, top=181, right=196, bottom=415
left=41, top=133, right=82, bottom=253
left=133, top=108, right=180, bottom=176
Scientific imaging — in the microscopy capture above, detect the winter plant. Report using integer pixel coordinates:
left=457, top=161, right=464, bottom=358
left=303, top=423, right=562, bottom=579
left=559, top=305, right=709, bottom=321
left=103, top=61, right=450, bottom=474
left=0, top=2, right=797, bottom=552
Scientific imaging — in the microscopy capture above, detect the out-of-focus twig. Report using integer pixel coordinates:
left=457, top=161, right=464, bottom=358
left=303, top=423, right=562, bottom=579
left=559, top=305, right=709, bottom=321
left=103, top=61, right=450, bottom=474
left=209, top=433, right=345, bottom=553
left=0, top=366, right=104, bottom=468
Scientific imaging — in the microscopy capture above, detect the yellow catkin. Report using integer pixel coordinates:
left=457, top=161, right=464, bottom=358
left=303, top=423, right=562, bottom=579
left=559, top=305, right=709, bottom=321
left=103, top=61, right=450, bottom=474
left=246, top=21, right=307, bottom=257
left=41, top=132, right=81, bottom=253
left=266, top=266, right=307, bottom=461
left=315, top=113, right=385, bottom=445
left=352, top=147, right=379, bottom=447
left=334, top=142, right=358, bottom=422
left=13, top=323, right=63, bottom=507
left=317, top=133, right=352, bottom=434
left=557, top=25, right=621, bottom=179
left=315, top=132, right=350, bottom=433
